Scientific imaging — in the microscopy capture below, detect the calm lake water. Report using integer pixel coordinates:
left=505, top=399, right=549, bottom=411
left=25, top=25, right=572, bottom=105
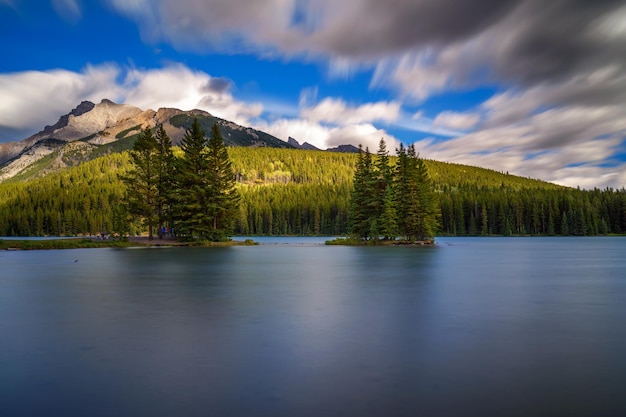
left=1, top=237, right=625, bottom=417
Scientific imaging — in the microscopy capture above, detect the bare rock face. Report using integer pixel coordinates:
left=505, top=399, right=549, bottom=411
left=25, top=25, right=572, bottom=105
left=53, top=99, right=143, bottom=141
left=40, top=101, right=96, bottom=136
left=287, top=137, right=320, bottom=151
left=326, top=144, right=360, bottom=153
left=0, top=99, right=144, bottom=166
left=287, top=137, right=302, bottom=148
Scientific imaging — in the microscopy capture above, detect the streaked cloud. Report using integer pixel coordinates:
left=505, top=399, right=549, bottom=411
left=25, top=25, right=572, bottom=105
left=300, top=98, right=400, bottom=125
left=3, top=0, right=626, bottom=188
left=254, top=117, right=401, bottom=152
left=433, top=111, right=480, bottom=131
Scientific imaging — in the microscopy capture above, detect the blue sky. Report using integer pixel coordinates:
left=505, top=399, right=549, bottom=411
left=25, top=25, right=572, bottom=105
left=1, top=0, right=625, bottom=188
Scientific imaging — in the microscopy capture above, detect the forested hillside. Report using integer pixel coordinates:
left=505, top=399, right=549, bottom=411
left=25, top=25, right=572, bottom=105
left=0, top=147, right=624, bottom=236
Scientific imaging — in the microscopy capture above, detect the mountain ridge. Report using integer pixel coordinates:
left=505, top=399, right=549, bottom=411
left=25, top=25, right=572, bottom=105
left=0, top=99, right=370, bottom=182
left=0, top=100, right=293, bottom=181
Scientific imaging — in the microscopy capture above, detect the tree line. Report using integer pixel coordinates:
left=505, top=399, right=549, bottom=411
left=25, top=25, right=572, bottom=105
left=1, top=141, right=625, bottom=237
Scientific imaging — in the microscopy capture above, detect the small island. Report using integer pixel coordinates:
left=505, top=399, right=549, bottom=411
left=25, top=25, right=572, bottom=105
left=327, top=140, right=438, bottom=246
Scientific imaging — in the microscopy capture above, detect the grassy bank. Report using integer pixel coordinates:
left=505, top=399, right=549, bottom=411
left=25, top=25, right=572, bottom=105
left=0, top=238, right=136, bottom=250
left=1, top=237, right=258, bottom=250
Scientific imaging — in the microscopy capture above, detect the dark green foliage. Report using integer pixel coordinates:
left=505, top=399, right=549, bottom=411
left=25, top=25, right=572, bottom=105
left=349, top=145, right=376, bottom=239
left=155, top=125, right=175, bottom=237
left=120, top=127, right=160, bottom=239
left=0, top=153, right=135, bottom=236
left=173, top=118, right=213, bottom=238
left=351, top=141, right=438, bottom=242
left=204, top=123, right=239, bottom=240
left=2, top=143, right=626, bottom=238
left=173, top=119, right=239, bottom=241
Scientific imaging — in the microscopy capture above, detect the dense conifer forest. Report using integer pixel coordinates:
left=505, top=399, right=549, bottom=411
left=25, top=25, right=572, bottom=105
left=0, top=141, right=625, bottom=237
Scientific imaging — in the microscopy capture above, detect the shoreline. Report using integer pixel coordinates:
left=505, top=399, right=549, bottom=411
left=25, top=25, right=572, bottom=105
left=0, top=236, right=257, bottom=251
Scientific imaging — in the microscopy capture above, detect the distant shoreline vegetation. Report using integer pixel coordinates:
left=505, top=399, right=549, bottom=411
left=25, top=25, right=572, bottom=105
left=0, top=237, right=257, bottom=251
left=1, top=133, right=625, bottom=238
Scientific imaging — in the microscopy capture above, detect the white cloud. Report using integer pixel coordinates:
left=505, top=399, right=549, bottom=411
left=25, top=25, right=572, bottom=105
left=433, top=111, right=480, bottom=130
left=301, top=98, right=400, bottom=125
left=410, top=102, right=626, bottom=189
left=0, top=64, right=123, bottom=140
left=0, top=64, right=262, bottom=141
left=122, top=65, right=263, bottom=124
left=253, top=118, right=401, bottom=152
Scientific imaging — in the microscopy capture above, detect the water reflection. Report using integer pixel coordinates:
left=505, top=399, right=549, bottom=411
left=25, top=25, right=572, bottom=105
left=1, top=238, right=626, bottom=416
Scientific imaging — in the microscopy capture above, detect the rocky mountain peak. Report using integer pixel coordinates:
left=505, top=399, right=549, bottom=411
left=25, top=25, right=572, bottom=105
left=41, top=100, right=96, bottom=136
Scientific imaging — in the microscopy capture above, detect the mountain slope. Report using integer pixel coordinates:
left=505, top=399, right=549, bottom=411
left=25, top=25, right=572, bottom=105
left=0, top=100, right=294, bottom=182
left=2, top=147, right=624, bottom=237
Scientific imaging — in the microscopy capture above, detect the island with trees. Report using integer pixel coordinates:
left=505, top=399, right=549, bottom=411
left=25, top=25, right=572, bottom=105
left=329, top=139, right=438, bottom=246
left=121, top=118, right=240, bottom=243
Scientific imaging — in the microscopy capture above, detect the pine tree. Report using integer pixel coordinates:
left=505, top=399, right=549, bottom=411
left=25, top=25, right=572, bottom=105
left=394, top=143, right=412, bottom=239
left=121, top=127, right=159, bottom=239
left=394, top=144, right=437, bottom=241
left=205, top=123, right=240, bottom=241
left=413, top=153, right=438, bottom=240
left=348, top=145, right=375, bottom=239
left=174, top=118, right=213, bottom=238
left=155, top=124, right=175, bottom=237
left=372, top=138, right=394, bottom=238
left=378, top=186, right=399, bottom=239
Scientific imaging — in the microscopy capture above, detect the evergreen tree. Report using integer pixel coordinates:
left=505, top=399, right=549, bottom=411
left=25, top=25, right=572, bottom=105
left=205, top=123, right=240, bottom=241
left=155, top=124, right=175, bottom=237
left=365, top=138, right=394, bottom=238
left=174, top=118, right=213, bottom=238
left=121, top=127, right=159, bottom=239
left=378, top=186, right=399, bottom=239
left=394, top=144, right=437, bottom=241
left=173, top=119, right=239, bottom=241
left=348, top=145, right=375, bottom=239
left=413, top=152, right=439, bottom=240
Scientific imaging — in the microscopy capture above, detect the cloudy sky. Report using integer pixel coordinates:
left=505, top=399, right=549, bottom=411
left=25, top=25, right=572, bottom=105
left=1, top=0, right=625, bottom=188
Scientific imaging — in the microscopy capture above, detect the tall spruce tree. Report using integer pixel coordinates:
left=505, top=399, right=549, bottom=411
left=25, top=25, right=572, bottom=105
left=348, top=145, right=376, bottom=239
left=393, top=144, right=437, bottom=241
left=412, top=149, right=438, bottom=240
left=205, top=123, right=240, bottom=241
left=121, top=127, right=160, bottom=239
left=174, top=119, right=239, bottom=241
left=372, top=138, right=394, bottom=237
left=394, top=143, right=411, bottom=239
left=155, top=124, right=175, bottom=238
left=378, top=186, right=399, bottom=240
left=174, top=118, right=213, bottom=238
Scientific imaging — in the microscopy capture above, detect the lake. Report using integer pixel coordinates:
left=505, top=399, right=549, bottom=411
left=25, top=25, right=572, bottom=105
left=1, top=237, right=625, bottom=416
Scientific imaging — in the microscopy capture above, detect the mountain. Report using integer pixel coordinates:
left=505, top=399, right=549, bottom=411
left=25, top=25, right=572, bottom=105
left=326, top=144, right=360, bottom=153
left=287, top=137, right=359, bottom=152
left=288, top=136, right=321, bottom=151
left=0, top=99, right=388, bottom=182
left=0, top=99, right=295, bottom=182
